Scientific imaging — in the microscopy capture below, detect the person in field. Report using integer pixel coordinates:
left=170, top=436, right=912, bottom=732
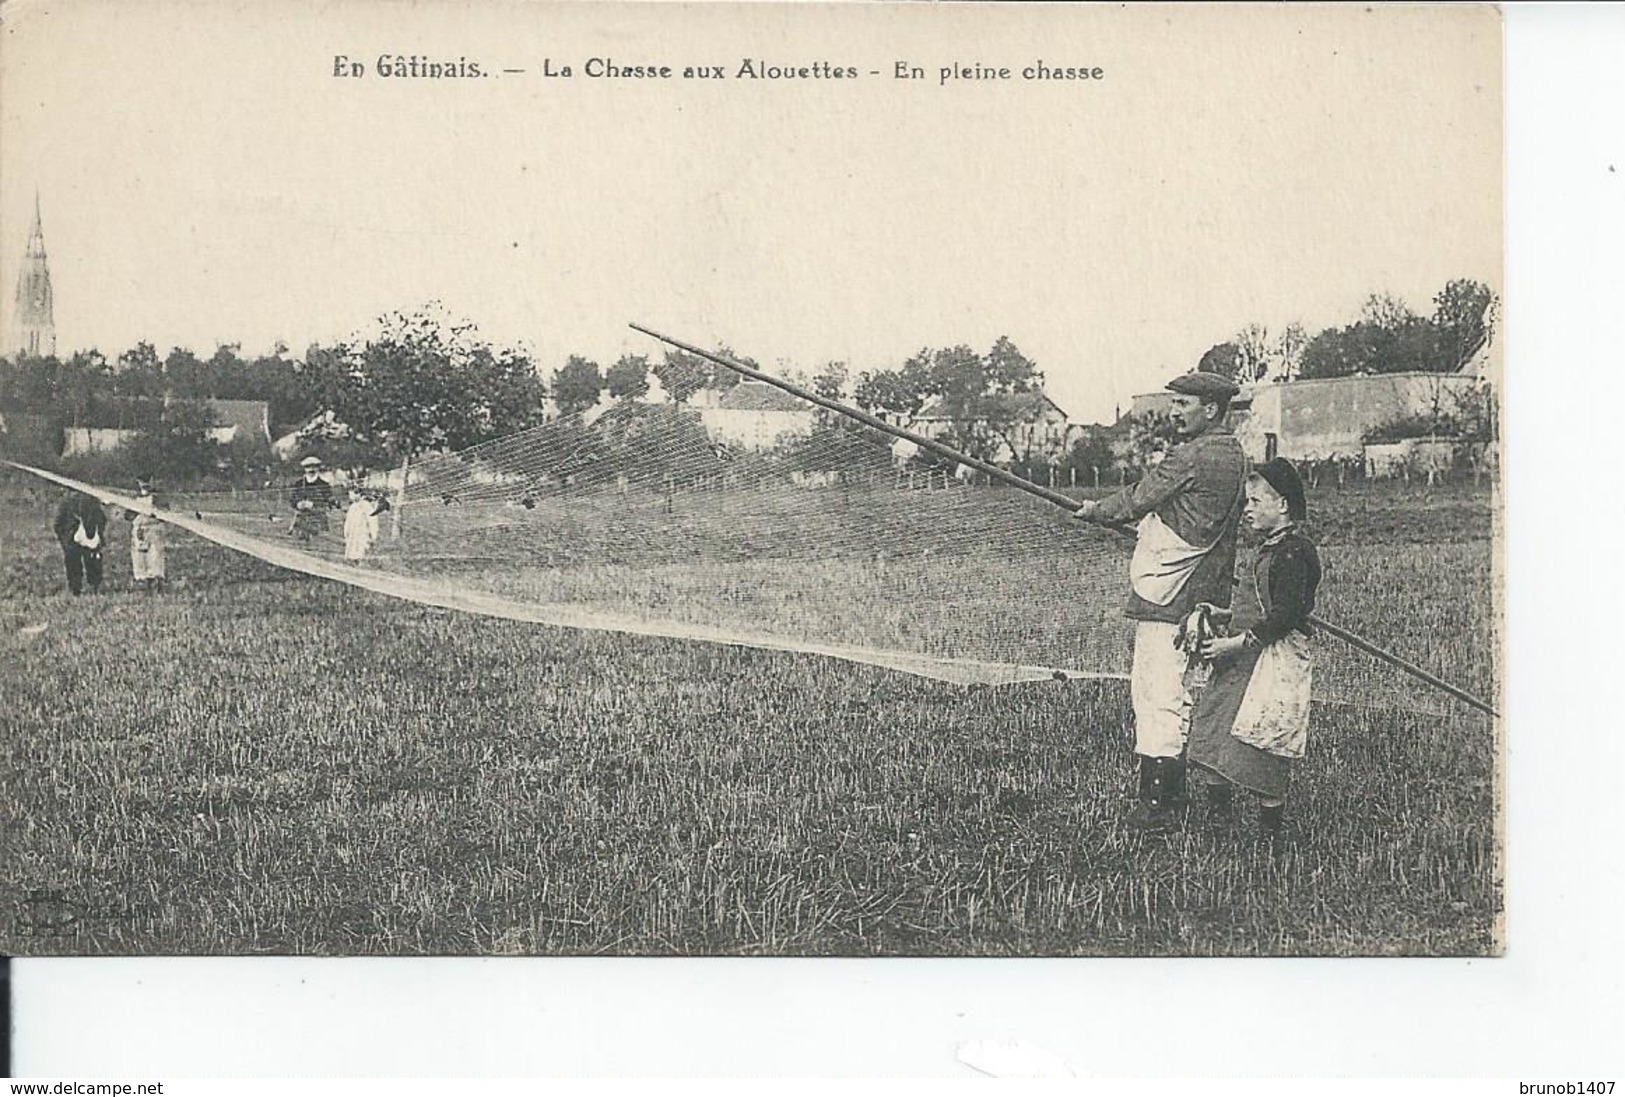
left=1072, top=371, right=1248, bottom=830
left=125, top=477, right=167, bottom=592
left=1187, top=458, right=1321, bottom=841
left=290, top=456, right=337, bottom=543
left=343, top=485, right=381, bottom=561
left=53, top=490, right=109, bottom=596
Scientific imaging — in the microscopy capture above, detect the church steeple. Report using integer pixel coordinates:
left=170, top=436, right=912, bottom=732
left=13, top=192, right=56, bottom=358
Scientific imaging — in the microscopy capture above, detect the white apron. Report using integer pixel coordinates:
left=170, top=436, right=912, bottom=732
left=1229, top=630, right=1314, bottom=758
left=1129, top=513, right=1210, bottom=606
left=130, top=511, right=166, bottom=580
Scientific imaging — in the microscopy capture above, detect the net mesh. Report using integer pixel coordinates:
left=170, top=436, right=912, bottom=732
left=25, top=389, right=1497, bottom=719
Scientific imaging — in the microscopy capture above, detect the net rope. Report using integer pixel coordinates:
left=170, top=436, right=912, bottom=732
left=8, top=398, right=1496, bottom=716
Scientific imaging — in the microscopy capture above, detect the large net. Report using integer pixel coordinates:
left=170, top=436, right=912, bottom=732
left=22, top=387, right=1498, bottom=719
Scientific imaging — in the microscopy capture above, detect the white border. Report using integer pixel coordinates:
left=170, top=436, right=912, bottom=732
left=11, top=2, right=1625, bottom=1080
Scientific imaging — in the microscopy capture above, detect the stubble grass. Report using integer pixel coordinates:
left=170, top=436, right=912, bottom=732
left=0, top=473, right=1498, bottom=955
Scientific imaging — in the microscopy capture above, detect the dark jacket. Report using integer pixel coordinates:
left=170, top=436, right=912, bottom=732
left=290, top=476, right=337, bottom=511
left=1092, top=423, right=1249, bottom=622
left=1247, top=526, right=1322, bottom=646
left=54, top=495, right=109, bottom=549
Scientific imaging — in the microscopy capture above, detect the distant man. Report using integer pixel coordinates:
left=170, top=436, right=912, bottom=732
left=53, top=490, right=109, bottom=595
left=290, top=456, right=337, bottom=543
left=1073, top=371, right=1248, bottom=829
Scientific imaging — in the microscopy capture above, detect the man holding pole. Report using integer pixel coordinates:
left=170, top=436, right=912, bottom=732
left=1073, top=371, right=1248, bottom=830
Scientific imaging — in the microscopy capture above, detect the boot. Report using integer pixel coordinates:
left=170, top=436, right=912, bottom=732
left=1126, top=755, right=1187, bottom=831
left=1205, top=781, right=1234, bottom=822
left=1258, top=803, right=1285, bottom=843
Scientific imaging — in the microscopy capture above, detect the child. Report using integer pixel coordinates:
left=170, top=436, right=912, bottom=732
left=343, top=486, right=380, bottom=562
left=126, top=477, right=166, bottom=592
left=1185, top=457, right=1322, bottom=840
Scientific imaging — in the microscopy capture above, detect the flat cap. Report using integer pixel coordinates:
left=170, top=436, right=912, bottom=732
left=300, top=456, right=324, bottom=468
left=1165, top=371, right=1240, bottom=401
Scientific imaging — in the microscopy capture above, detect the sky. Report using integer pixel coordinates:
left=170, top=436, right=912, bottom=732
left=0, top=2, right=1502, bottom=424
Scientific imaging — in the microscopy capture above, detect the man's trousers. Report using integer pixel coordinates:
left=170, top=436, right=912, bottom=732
left=1129, top=620, right=1192, bottom=758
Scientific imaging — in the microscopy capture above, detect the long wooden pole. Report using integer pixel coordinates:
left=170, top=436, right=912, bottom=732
left=1309, top=617, right=1497, bottom=717
left=629, top=323, right=1083, bottom=511
left=630, top=323, right=1499, bottom=718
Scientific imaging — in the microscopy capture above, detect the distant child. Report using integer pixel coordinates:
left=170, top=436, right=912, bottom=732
left=1185, top=457, right=1322, bottom=840
left=343, top=486, right=380, bottom=562
left=126, top=477, right=167, bottom=591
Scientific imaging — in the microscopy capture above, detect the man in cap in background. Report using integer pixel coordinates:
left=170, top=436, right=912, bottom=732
left=1074, top=370, right=1249, bottom=829
left=290, top=456, right=337, bottom=543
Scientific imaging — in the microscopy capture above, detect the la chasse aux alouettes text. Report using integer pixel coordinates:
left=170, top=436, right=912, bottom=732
left=333, top=55, right=863, bottom=79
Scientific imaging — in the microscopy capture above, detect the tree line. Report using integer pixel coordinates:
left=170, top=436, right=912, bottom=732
left=2, top=297, right=1062, bottom=481
left=1196, top=278, right=1498, bottom=384
left=0, top=278, right=1496, bottom=489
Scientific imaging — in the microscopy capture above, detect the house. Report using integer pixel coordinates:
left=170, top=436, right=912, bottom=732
left=1233, top=373, right=1486, bottom=463
left=203, top=399, right=272, bottom=446
left=1131, top=372, right=1489, bottom=464
left=909, top=390, right=1074, bottom=465
left=61, top=426, right=139, bottom=457
left=61, top=397, right=272, bottom=457
left=699, top=380, right=815, bottom=451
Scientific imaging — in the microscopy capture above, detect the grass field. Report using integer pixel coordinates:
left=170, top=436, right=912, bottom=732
left=0, top=469, right=1500, bottom=956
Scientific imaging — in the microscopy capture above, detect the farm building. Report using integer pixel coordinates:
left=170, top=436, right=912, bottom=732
left=1131, top=372, right=1490, bottom=464
left=61, top=397, right=272, bottom=456
left=699, top=380, right=815, bottom=452
left=202, top=399, right=272, bottom=446
left=910, top=390, right=1075, bottom=465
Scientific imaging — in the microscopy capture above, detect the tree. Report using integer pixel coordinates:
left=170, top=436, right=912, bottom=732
left=811, top=360, right=848, bottom=401
left=1197, top=342, right=1243, bottom=382
left=60, top=350, right=111, bottom=427
left=1232, top=323, right=1272, bottom=384
left=552, top=355, right=605, bottom=417
left=0, top=352, right=63, bottom=409
left=1128, top=410, right=1179, bottom=470
left=1067, top=427, right=1119, bottom=486
left=114, top=342, right=164, bottom=400
left=984, top=335, right=1041, bottom=393
left=163, top=347, right=207, bottom=397
left=117, top=399, right=220, bottom=483
left=927, top=345, right=985, bottom=408
left=1297, top=288, right=1467, bottom=380
left=1361, top=293, right=1413, bottom=331
left=605, top=354, right=650, bottom=400
left=309, top=304, right=547, bottom=466
left=851, top=339, right=1049, bottom=463
left=248, top=352, right=320, bottom=430
left=205, top=344, right=246, bottom=397
left=652, top=349, right=712, bottom=404
left=1273, top=322, right=1309, bottom=381
left=1432, top=278, right=1498, bottom=372
left=854, top=351, right=935, bottom=420
left=709, top=345, right=753, bottom=391
left=928, top=340, right=1048, bottom=464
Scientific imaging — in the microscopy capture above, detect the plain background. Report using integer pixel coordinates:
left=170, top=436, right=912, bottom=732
left=9, top=1, right=1624, bottom=1079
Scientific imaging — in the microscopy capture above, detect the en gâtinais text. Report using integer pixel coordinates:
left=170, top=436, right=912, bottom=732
left=364, top=54, right=484, bottom=78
